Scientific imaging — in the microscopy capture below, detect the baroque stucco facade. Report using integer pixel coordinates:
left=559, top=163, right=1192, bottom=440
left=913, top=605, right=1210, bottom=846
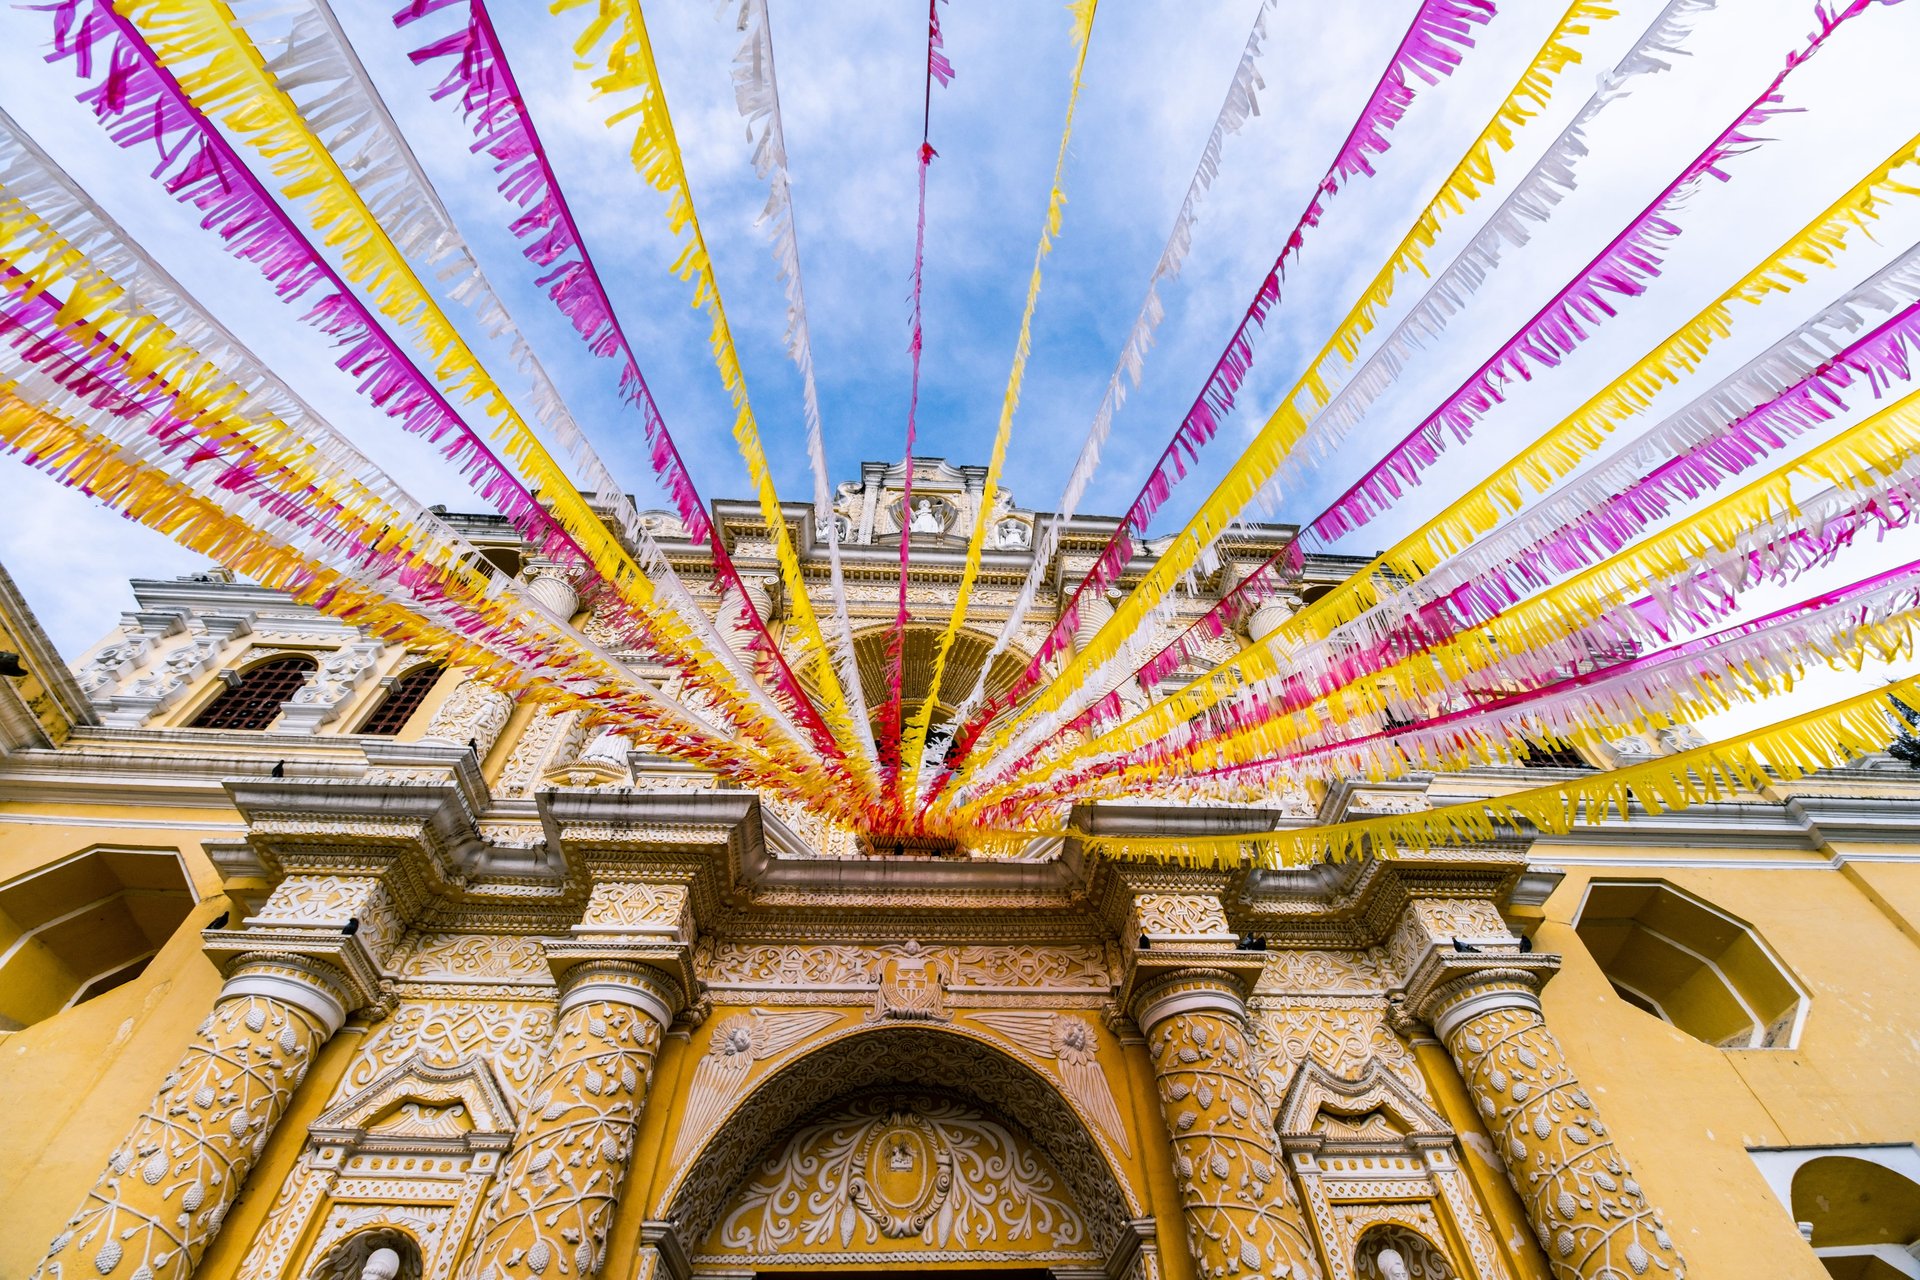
left=2, top=463, right=1917, bottom=1280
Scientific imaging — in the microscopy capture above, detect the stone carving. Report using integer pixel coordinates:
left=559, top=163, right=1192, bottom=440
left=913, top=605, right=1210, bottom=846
left=32, top=958, right=349, bottom=1280
left=673, top=1008, right=844, bottom=1161
left=715, top=1094, right=1086, bottom=1255
left=76, top=634, right=154, bottom=698
left=497, top=706, right=586, bottom=798
left=418, top=677, right=513, bottom=756
left=663, top=1028, right=1138, bottom=1259
left=252, top=874, right=404, bottom=967
left=461, top=980, right=668, bottom=1280
left=1250, top=1005, right=1424, bottom=1108
left=580, top=881, right=690, bottom=936
left=281, top=641, right=383, bottom=732
left=1256, top=950, right=1394, bottom=996
left=1134, top=893, right=1233, bottom=940
left=342, top=1001, right=556, bottom=1114
left=1136, top=973, right=1322, bottom=1280
left=994, top=517, right=1033, bottom=550
left=908, top=498, right=949, bottom=535
left=1357, top=1228, right=1454, bottom=1279
left=697, top=941, right=1113, bottom=991
left=1441, top=991, right=1686, bottom=1279
left=306, top=1214, right=440, bottom=1280
left=363, top=1247, right=402, bottom=1280
left=870, top=941, right=949, bottom=1022
left=968, top=1012, right=1131, bottom=1154
left=400, top=934, right=550, bottom=983
left=1657, top=724, right=1707, bottom=753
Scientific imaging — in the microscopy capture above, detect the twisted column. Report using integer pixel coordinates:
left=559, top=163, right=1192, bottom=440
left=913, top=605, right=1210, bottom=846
left=1424, top=969, right=1688, bottom=1280
left=1133, top=969, right=1322, bottom=1280
left=463, top=960, right=679, bottom=1280
left=33, top=954, right=353, bottom=1280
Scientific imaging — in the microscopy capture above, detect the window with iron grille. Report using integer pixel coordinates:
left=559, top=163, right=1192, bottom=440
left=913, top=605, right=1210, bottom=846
left=188, top=654, right=316, bottom=731
left=358, top=663, right=444, bottom=736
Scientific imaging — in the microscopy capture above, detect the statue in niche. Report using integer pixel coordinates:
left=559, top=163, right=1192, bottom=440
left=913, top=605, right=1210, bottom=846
left=909, top=499, right=945, bottom=535
left=993, top=518, right=1031, bottom=550
left=361, top=1250, right=401, bottom=1280
left=887, top=1131, right=917, bottom=1171
left=1375, top=1249, right=1410, bottom=1280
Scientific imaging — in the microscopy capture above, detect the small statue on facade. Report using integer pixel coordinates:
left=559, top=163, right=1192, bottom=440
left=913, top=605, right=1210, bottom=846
left=909, top=499, right=945, bottom=535
left=360, top=1248, right=401, bottom=1280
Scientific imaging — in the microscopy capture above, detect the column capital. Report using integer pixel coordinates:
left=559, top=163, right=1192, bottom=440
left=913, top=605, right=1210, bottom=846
left=1128, top=965, right=1250, bottom=1035
left=218, top=951, right=359, bottom=1035
left=1402, top=953, right=1561, bottom=1043
left=555, top=958, right=684, bottom=1030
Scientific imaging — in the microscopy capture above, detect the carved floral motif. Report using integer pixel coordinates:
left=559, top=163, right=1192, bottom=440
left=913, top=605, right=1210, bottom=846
left=400, top=935, right=550, bottom=983
left=1446, top=1004, right=1686, bottom=1279
left=342, top=1001, right=555, bottom=1115
left=34, top=990, right=330, bottom=1280
left=715, top=1095, right=1086, bottom=1255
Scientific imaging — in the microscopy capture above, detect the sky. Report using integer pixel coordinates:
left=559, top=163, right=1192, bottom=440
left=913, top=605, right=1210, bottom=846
left=2, top=0, right=1919, bottom=741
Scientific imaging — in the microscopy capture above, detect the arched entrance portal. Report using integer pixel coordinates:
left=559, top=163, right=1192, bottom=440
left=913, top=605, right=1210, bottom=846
left=661, top=1024, right=1152, bottom=1280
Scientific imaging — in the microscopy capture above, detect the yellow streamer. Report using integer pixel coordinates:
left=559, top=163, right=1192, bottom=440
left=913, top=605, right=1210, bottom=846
left=118, top=0, right=780, bottom=749
left=902, top=0, right=1100, bottom=801
left=955, top=0, right=1621, bottom=786
left=1075, top=672, right=1920, bottom=867
left=974, top=130, right=1920, bottom=816
left=557, top=0, right=873, bottom=788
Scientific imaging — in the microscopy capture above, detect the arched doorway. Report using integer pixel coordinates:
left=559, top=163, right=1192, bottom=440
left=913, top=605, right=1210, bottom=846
left=659, top=1024, right=1149, bottom=1280
left=1792, top=1154, right=1920, bottom=1278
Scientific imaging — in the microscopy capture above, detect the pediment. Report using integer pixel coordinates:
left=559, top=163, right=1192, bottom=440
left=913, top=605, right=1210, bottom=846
left=1278, top=1060, right=1450, bottom=1150
left=310, top=1053, right=516, bottom=1152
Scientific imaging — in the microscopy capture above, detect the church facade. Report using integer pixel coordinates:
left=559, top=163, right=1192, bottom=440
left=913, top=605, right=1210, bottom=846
left=1, top=462, right=1916, bottom=1280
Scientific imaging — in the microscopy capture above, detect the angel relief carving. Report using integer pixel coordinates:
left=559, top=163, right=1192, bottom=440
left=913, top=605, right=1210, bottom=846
left=672, top=1009, right=844, bottom=1162
left=967, top=1012, right=1131, bottom=1155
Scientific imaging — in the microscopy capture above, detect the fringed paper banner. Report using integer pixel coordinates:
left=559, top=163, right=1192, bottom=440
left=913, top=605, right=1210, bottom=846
left=901, top=0, right=1099, bottom=806
left=1309, top=0, right=1890, bottom=545
left=879, top=0, right=952, bottom=789
left=0, top=386, right=867, bottom=810
left=1112, top=253, right=1920, bottom=720
left=1258, top=0, right=1720, bottom=507
left=943, top=0, right=1611, bottom=794
left=715, top=0, right=875, bottom=762
left=559, top=0, right=874, bottom=787
left=0, top=129, right=818, bottom=762
left=393, top=0, right=842, bottom=761
left=992, top=391, right=1920, bottom=813
left=963, top=128, right=1920, bottom=816
left=1016, top=561, right=1920, bottom=815
left=951, top=0, right=1281, bottom=724
left=1074, top=672, right=1920, bottom=868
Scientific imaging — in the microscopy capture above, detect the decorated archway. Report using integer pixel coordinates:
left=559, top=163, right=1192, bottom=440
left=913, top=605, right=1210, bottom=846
left=661, top=1024, right=1149, bottom=1279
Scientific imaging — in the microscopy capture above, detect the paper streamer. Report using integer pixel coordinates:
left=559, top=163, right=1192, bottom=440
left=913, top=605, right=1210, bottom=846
left=559, top=0, right=874, bottom=786
left=942, top=0, right=1604, bottom=791
left=901, top=0, right=1099, bottom=804
left=966, top=92, right=1920, bottom=813
left=879, top=0, right=954, bottom=789
left=393, top=0, right=841, bottom=759
left=952, top=0, right=1282, bottom=722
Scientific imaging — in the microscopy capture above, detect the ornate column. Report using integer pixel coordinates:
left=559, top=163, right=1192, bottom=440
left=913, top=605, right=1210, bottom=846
left=1397, top=900, right=1689, bottom=1280
left=33, top=953, right=357, bottom=1280
left=419, top=676, right=515, bottom=757
left=1112, top=876, right=1322, bottom=1280
left=462, top=873, right=696, bottom=1280
left=522, top=562, right=582, bottom=622
left=1133, top=970, right=1323, bottom=1280
left=461, top=960, right=678, bottom=1280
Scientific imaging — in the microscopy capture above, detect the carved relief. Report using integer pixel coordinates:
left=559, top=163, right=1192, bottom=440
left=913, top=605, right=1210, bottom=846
left=696, top=941, right=1113, bottom=991
left=496, top=706, right=586, bottom=799
left=1134, top=893, right=1233, bottom=940
left=462, top=997, right=664, bottom=1280
left=968, top=1012, right=1131, bottom=1155
left=342, top=1001, right=556, bottom=1116
left=400, top=935, right=550, bottom=984
left=1256, top=950, right=1394, bottom=996
left=579, top=882, right=690, bottom=936
left=1447, top=1005, right=1686, bottom=1279
left=674, top=1008, right=844, bottom=1162
left=418, top=678, right=513, bottom=755
left=870, top=941, right=949, bottom=1022
left=1143, top=994, right=1322, bottom=1280
left=713, top=1094, right=1087, bottom=1257
left=1249, top=1004, right=1425, bottom=1108
left=1353, top=1221, right=1456, bottom=1279
left=252, top=875, right=404, bottom=967
left=34, top=989, right=331, bottom=1280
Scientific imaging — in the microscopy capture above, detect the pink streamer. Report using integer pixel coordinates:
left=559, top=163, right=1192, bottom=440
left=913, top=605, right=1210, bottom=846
left=939, top=0, right=1495, bottom=780
left=397, top=0, right=839, bottom=757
